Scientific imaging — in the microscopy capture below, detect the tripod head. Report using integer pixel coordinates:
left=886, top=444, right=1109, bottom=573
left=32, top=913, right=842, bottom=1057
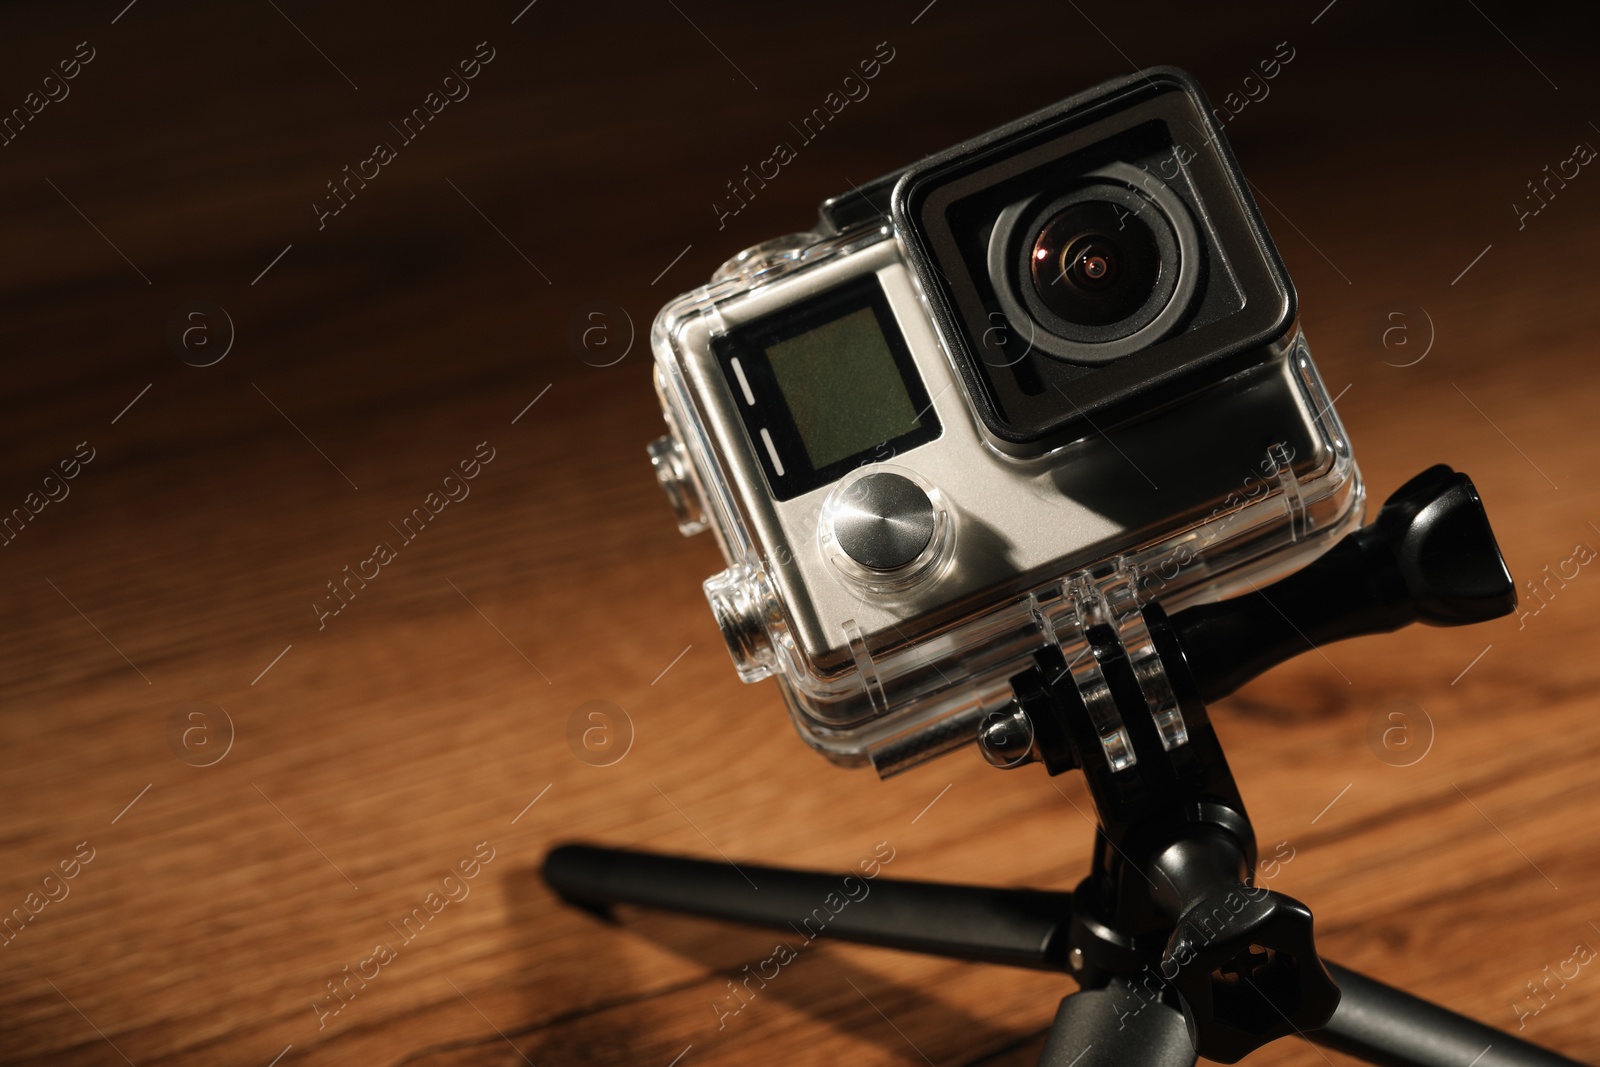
left=979, top=465, right=1515, bottom=1061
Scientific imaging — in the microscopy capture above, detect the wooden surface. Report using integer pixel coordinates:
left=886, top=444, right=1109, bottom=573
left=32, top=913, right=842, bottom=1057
left=2, top=2, right=1598, bottom=1064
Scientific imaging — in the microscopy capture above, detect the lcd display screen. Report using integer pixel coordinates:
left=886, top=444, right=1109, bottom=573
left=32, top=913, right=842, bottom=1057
left=764, top=306, right=924, bottom=471
left=714, top=275, right=941, bottom=500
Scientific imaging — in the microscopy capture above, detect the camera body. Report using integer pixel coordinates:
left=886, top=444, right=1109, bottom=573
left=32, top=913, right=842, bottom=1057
left=648, top=68, right=1362, bottom=775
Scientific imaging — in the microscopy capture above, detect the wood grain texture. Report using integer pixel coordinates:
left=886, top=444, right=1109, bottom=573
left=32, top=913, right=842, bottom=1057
left=1, top=2, right=1597, bottom=1064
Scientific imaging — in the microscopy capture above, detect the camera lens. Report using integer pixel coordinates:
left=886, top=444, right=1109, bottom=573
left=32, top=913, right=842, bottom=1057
left=986, top=164, right=1200, bottom=365
left=1029, top=202, right=1162, bottom=328
left=1061, top=238, right=1115, bottom=288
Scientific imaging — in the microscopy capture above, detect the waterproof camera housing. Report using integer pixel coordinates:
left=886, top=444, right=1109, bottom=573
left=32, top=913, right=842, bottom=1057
left=648, top=67, right=1362, bottom=776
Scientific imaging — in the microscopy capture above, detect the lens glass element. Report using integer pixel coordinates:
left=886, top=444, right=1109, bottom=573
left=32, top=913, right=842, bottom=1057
left=1028, top=201, right=1161, bottom=328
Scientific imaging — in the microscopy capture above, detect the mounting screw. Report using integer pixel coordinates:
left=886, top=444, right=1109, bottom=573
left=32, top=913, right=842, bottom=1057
left=978, top=702, right=1036, bottom=769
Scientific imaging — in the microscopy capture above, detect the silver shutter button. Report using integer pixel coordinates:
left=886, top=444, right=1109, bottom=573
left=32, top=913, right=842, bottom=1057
left=820, top=469, right=957, bottom=602
left=832, top=472, right=936, bottom=571
left=822, top=470, right=951, bottom=592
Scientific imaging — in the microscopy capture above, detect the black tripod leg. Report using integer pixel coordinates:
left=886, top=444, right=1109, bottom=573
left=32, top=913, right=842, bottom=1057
left=546, top=845, right=1198, bottom=1067
left=1039, top=980, right=1196, bottom=1067
left=1314, top=962, right=1589, bottom=1067
left=543, top=844, right=1072, bottom=970
left=545, top=847, right=1589, bottom=1066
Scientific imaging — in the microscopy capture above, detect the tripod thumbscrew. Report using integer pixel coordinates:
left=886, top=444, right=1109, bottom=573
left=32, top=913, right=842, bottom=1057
left=1165, top=888, right=1340, bottom=1063
left=1168, top=465, right=1516, bottom=703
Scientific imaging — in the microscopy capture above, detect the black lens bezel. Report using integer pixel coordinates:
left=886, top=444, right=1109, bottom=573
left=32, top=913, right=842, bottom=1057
left=890, top=68, right=1295, bottom=454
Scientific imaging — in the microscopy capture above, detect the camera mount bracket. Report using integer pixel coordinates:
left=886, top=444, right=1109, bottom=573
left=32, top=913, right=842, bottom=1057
left=544, top=467, right=1586, bottom=1067
left=999, top=606, right=1338, bottom=1060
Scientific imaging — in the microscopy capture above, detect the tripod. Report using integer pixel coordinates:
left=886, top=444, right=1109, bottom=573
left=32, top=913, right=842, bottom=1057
left=544, top=466, right=1588, bottom=1066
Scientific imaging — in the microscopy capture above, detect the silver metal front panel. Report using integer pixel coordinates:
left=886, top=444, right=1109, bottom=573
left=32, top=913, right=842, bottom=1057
left=671, top=238, right=1325, bottom=666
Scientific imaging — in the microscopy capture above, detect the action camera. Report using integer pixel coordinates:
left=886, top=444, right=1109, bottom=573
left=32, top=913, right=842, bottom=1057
left=647, top=67, right=1362, bottom=775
